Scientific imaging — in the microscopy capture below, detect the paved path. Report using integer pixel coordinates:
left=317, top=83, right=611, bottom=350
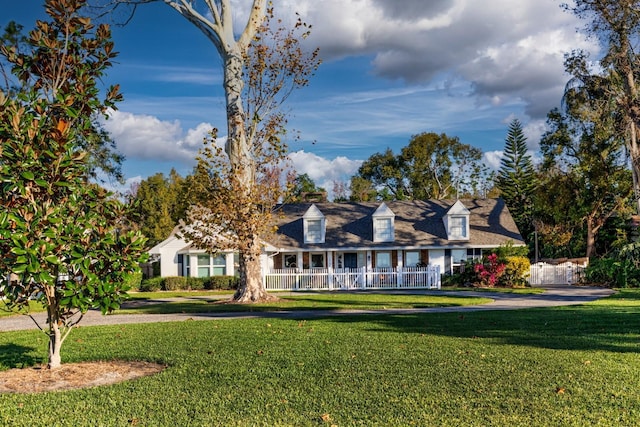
left=0, top=284, right=615, bottom=332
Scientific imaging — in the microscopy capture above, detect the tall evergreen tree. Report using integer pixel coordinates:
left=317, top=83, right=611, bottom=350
left=496, top=119, right=537, bottom=240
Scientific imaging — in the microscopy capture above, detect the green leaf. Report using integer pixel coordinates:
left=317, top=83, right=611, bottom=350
left=45, top=255, right=60, bottom=265
left=21, top=171, right=35, bottom=180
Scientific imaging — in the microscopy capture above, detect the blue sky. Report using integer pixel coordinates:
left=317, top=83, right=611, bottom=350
left=5, top=0, right=597, bottom=195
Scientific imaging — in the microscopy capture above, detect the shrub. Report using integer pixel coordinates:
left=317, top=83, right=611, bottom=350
left=186, top=277, right=207, bottom=291
left=492, top=241, right=529, bottom=258
left=124, top=271, right=143, bottom=290
left=499, top=256, right=530, bottom=288
left=139, top=277, right=163, bottom=292
left=205, top=276, right=239, bottom=290
left=473, top=253, right=506, bottom=288
left=163, top=276, right=187, bottom=291
left=584, top=258, right=640, bottom=288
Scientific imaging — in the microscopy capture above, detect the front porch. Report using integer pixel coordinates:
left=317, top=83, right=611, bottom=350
left=264, top=266, right=441, bottom=291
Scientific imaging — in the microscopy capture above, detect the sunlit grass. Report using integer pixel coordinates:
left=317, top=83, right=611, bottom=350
left=0, top=290, right=638, bottom=426
left=118, top=292, right=493, bottom=315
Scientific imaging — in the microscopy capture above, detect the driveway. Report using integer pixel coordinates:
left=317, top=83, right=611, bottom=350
left=0, top=284, right=615, bottom=332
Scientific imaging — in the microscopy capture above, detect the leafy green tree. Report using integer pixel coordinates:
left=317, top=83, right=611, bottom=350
left=289, top=173, right=325, bottom=202
left=349, top=176, right=377, bottom=201
left=566, top=0, right=640, bottom=212
left=539, top=70, right=633, bottom=258
left=496, top=119, right=538, bottom=240
left=351, top=133, right=485, bottom=201
left=129, top=169, right=186, bottom=247
left=1, top=15, right=124, bottom=182
left=0, top=0, right=147, bottom=369
left=357, top=148, right=408, bottom=200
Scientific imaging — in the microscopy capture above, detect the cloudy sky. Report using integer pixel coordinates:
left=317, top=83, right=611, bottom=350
left=7, top=0, right=597, bottom=195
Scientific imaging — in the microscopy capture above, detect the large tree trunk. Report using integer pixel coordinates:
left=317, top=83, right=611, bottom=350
left=222, top=50, right=273, bottom=302
left=233, top=236, right=277, bottom=303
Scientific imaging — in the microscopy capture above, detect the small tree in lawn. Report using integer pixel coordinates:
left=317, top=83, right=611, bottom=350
left=0, top=0, right=147, bottom=369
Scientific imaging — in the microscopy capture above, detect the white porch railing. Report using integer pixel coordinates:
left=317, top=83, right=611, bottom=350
left=264, top=266, right=441, bottom=291
left=528, top=262, right=585, bottom=285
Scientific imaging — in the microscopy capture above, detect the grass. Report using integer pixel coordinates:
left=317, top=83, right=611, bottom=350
left=118, top=292, right=492, bottom=315
left=0, top=289, right=638, bottom=426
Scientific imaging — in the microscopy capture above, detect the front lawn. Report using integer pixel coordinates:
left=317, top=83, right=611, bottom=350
left=119, top=292, right=493, bottom=314
left=0, top=290, right=639, bottom=426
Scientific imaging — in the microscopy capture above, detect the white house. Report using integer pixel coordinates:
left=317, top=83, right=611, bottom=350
left=149, top=198, right=525, bottom=289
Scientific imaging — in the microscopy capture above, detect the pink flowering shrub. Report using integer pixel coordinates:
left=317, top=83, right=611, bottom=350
left=473, top=253, right=506, bottom=287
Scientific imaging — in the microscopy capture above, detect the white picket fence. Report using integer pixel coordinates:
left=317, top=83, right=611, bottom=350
left=528, top=262, right=586, bottom=286
left=264, top=266, right=441, bottom=291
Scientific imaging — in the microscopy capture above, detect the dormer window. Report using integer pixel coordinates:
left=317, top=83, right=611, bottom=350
left=449, top=216, right=467, bottom=238
left=372, top=203, right=395, bottom=243
left=444, top=200, right=470, bottom=241
left=303, top=204, right=326, bottom=244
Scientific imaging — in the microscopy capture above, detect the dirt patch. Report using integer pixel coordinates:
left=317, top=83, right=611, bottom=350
left=0, top=360, right=165, bottom=394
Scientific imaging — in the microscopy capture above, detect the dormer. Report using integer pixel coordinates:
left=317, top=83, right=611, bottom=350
left=303, top=204, right=326, bottom=244
left=372, top=202, right=395, bottom=242
left=444, top=200, right=470, bottom=240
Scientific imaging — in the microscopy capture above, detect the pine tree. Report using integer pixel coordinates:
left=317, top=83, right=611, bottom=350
left=496, top=119, right=537, bottom=240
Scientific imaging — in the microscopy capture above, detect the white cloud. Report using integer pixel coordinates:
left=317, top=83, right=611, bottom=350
left=268, top=0, right=597, bottom=120
left=288, top=150, right=363, bottom=193
left=484, top=151, right=503, bottom=170
left=101, top=110, right=214, bottom=164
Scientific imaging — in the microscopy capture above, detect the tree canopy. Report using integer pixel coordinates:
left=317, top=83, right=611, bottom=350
left=0, top=0, right=146, bottom=369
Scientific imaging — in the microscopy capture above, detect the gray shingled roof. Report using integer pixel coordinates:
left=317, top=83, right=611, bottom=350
left=267, top=198, right=524, bottom=251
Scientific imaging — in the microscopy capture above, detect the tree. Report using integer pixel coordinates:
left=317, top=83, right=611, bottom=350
left=357, top=148, right=408, bottom=200
left=167, top=5, right=320, bottom=302
left=289, top=173, right=325, bottom=202
left=0, top=0, right=147, bottom=369
left=496, top=119, right=537, bottom=240
left=351, top=133, right=486, bottom=201
left=566, top=0, right=640, bottom=212
left=128, top=169, right=186, bottom=247
left=539, top=101, right=633, bottom=258
left=349, top=176, right=377, bottom=202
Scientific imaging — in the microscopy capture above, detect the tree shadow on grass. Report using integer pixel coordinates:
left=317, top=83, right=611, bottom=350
left=326, top=305, right=640, bottom=354
left=0, top=343, right=40, bottom=369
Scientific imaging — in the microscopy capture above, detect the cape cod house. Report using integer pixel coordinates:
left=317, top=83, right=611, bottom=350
left=149, top=198, right=525, bottom=290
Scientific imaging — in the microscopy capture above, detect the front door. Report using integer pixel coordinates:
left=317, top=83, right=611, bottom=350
left=344, top=253, right=358, bottom=269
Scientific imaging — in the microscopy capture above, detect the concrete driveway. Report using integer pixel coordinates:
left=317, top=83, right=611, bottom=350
left=0, top=284, right=615, bottom=332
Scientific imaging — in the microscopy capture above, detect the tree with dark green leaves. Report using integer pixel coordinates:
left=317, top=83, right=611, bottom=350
left=538, top=52, right=634, bottom=258
left=129, top=169, right=186, bottom=247
left=0, top=0, right=147, bottom=369
left=496, top=119, right=537, bottom=240
left=351, top=133, right=486, bottom=201
left=356, top=148, right=408, bottom=200
left=288, top=173, right=326, bottom=202
left=566, top=0, right=640, bottom=212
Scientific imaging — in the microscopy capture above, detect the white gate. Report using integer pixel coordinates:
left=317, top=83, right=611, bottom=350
left=528, top=262, right=585, bottom=285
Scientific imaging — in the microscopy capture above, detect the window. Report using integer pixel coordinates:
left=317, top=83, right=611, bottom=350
left=197, top=255, right=210, bottom=278
left=450, top=216, right=467, bottom=238
left=375, top=252, right=392, bottom=268
left=405, top=251, right=420, bottom=267
left=284, top=254, right=297, bottom=268
left=307, top=219, right=322, bottom=242
left=197, top=254, right=227, bottom=277
left=303, top=204, right=326, bottom=244
left=310, top=253, right=325, bottom=268
left=211, top=254, right=226, bottom=276
left=467, top=248, right=482, bottom=261
left=374, top=218, right=393, bottom=242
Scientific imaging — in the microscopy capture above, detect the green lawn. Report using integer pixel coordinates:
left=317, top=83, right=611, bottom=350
left=119, top=292, right=493, bottom=314
left=0, top=290, right=638, bottom=426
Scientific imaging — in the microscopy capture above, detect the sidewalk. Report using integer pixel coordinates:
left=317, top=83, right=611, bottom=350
left=0, top=285, right=615, bottom=332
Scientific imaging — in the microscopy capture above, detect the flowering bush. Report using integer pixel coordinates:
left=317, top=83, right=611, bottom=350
left=473, top=253, right=506, bottom=287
